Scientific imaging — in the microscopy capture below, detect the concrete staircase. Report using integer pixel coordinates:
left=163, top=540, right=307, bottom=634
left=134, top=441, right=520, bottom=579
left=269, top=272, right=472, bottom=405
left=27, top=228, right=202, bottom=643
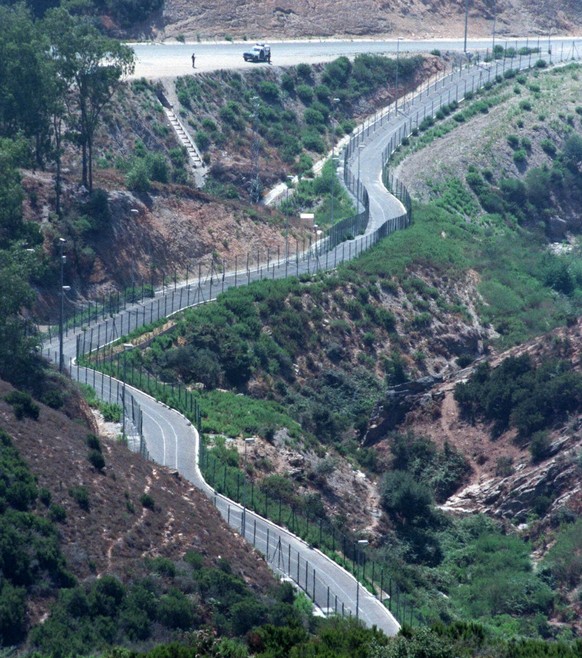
left=162, top=106, right=207, bottom=186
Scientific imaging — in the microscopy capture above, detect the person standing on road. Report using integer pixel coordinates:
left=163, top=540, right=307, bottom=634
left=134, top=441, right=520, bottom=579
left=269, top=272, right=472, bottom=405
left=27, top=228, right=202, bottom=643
left=191, top=52, right=196, bottom=68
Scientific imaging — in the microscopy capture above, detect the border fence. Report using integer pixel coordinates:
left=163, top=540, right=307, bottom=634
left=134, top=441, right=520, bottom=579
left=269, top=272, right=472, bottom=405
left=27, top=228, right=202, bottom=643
left=44, top=41, right=582, bottom=627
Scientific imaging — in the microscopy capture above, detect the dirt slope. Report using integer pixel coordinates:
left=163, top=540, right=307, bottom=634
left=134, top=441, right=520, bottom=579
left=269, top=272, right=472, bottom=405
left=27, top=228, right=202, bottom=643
left=0, top=379, right=276, bottom=624
left=153, top=0, right=582, bottom=42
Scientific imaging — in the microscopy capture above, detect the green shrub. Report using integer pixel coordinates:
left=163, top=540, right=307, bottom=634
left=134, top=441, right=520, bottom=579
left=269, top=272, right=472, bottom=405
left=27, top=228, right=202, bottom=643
left=88, top=449, right=105, bottom=472
left=258, top=81, right=280, bottom=102
left=140, top=493, right=155, bottom=510
left=157, top=589, right=197, bottom=631
left=86, top=434, right=101, bottom=452
left=149, top=557, right=176, bottom=578
left=296, top=84, right=314, bottom=104
left=507, top=134, right=520, bottom=149
left=195, top=130, right=210, bottom=151
left=301, top=131, right=325, bottom=153
left=513, top=148, right=527, bottom=164
left=540, top=139, right=557, bottom=157
left=304, top=107, right=325, bottom=125
left=69, top=486, right=90, bottom=511
left=125, top=160, right=150, bottom=193
left=381, top=470, right=433, bottom=524
left=99, top=402, right=121, bottom=423
left=529, top=431, right=551, bottom=463
left=495, top=456, right=514, bottom=477
left=5, top=390, right=39, bottom=421
left=49, top=504, right=67, bottom=523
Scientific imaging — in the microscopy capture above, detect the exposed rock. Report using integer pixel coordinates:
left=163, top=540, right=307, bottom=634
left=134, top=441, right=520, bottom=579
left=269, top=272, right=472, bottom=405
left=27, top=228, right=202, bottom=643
left=363, top=374, right=443, bottom=445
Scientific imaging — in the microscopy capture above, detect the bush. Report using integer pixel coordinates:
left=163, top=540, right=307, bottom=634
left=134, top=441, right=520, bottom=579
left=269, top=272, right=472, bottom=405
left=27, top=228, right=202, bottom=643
left=381, top=470, right=433, bottom=524
left=86, top=434, right=101, bottom=452
left=140, top=493, right=155, bottom=510
left=125, top=160, right=150, bottom=193
left=301, top=131, right=325, bottom=153
left=530, top=431, right=551, bottom=463
left=88, top=449, right=105, bottom=472
left=296, top=84, right=314, bottom=104
left=69, top=486, right=90, bottom=511
left=157, top=590, right=197, bottom=629
left=303, top=107, right=325, bottom=126
left=258, top=81, right=279, bottom=102
left=195, top=130, right=210, bottom=151
left=49, top=504, right=67, bottom=523
left=5, top=390, right=39, bottom=421
left=540, top=139, right=557, bottom=157
left=507, top=134, right=520, bottom=149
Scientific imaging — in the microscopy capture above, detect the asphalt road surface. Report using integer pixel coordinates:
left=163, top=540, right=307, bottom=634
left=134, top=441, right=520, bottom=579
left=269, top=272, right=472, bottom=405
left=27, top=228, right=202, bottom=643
left=130, top=36, right=582, bottom=78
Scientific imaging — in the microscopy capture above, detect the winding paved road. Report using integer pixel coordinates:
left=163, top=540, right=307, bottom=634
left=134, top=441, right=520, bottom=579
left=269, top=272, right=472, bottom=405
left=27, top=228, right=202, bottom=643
left=43, top=38, right=582, bottom=636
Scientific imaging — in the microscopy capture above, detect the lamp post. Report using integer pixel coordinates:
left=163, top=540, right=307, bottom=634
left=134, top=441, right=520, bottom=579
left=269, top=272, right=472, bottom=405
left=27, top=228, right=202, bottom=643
left=464, top=0, right=469, bottom=54
left=58, top=238, right=66, bottom=372
left=285, top=174, right=294, bottom=263
left=121, top=343, right=134, bottom=440
left=492, top=0, right=497, bottom=56
left=242, top=437, right=255, bottom=537
left=357, top=144, right=365, bottom=201
left=355, top=539, right=369, bottom=621
left=395, top=38, right=403, bottom=113
left=330, top=98, right=340, bottom=228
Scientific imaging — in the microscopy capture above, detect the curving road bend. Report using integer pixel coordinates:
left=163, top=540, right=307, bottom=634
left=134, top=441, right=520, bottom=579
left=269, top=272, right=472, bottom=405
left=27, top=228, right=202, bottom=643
left=42, top=39, right=582, bottom=637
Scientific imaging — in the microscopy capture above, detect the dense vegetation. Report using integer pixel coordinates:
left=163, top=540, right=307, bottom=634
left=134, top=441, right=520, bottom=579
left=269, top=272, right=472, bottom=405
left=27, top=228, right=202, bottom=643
left=454, top=355, right=582, bottom=439
left=0, top=428, right=74, bottom=646
left=29, top=553, right=313, bottom=657
left=97, top=62, right=582, bottom=643
left=174, top=53, right=423, bottom=205
left=1, top=4, right=582, bottom=653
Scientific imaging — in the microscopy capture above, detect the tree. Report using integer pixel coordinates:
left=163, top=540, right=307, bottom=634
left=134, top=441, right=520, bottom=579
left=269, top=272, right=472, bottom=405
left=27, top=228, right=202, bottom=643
left=0, top=5, right=53, bottom=167
left=43, top=8, right=135, bottom=191
left=381, top=470, right=433, bottom=525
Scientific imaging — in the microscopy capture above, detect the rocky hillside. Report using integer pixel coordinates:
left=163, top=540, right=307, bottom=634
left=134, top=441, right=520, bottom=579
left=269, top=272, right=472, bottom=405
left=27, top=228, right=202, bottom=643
left=152, top=0, right=582, bottom=42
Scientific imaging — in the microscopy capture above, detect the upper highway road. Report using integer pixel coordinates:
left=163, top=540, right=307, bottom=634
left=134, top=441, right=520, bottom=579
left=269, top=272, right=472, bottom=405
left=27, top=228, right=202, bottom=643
left=130, top=36, right=582, bottom=78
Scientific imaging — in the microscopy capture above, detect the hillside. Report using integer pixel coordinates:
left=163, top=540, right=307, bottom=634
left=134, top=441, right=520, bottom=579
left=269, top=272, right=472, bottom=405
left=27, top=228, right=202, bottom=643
left=2, top=5, right=582, bottom=653
left=152, top=0, right=582, bottom=42
left=0, top=379, right=278, bottom=643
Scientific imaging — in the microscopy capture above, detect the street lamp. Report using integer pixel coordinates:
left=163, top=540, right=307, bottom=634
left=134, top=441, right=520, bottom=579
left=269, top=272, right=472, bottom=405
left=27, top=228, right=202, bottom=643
left=357, top=144, right=365, bottom=201
left=492, top=0, right=497, bottom=53
left=58, top=238, right=66, bottom=372
left=121, top=343, right=134, bottom=440
left=242, top=437, right=255, bottom=537
left=330, top=98, right=341, bottom=228
left=285, top=174, right=294, bottom=263
left=395, top=38, right=403, bottom=113
left=355, top=539, right=369, bottom=621
left=464, top=0, right=469, bottom=54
